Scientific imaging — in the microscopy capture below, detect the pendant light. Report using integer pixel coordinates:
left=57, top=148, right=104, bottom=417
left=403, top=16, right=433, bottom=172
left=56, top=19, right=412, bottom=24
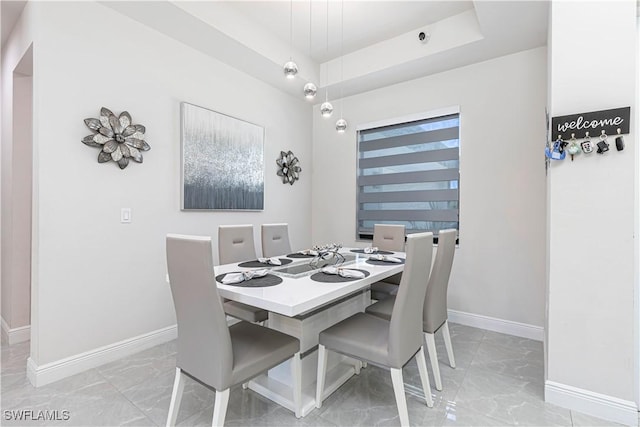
left=320, top=97, right=334, bottom=117
left=283, top=0, right=298, bottom=79
left=335, top=0, right=347, bottom=133
left=304, top=83, right=317, bottom=99
left=303, top=0, right=317, bottom=99
left=320, top=0, right=333, bottom=118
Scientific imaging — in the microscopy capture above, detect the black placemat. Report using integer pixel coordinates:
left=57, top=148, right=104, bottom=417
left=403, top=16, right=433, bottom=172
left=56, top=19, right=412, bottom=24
left=366, top=258, right=405, bottom=266
left=350, top=249, right=394, bottom=255
left=310, top=269, right=371, bottom=283
left=215, top=272, right=283, bottom=287
left=237, top=259, right=293, bottom=268
left=287, top=252, right=317, bottom=258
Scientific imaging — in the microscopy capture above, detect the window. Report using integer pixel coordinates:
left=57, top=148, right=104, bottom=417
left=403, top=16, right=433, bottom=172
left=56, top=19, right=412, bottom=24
left=356, top=112, right=460, bottom=241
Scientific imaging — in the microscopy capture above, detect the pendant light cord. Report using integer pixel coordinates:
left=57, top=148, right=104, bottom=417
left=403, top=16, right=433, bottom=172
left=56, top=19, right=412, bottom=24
left=309, top=0, right=312, bottom=56
left=326, top=0, right=330, bottom=102
left=340, top=0, right=344, bottom=118
left=289, top=0, right=293, bottom=59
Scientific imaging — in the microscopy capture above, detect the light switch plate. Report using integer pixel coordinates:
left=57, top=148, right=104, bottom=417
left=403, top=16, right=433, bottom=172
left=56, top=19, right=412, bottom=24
left=121, top=208, right=131, bottom=223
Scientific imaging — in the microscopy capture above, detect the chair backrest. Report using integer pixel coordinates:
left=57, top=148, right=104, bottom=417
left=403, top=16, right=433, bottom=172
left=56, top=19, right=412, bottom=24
left=387, top=232, right=433, bottom=368
left=261, top=223, right=292, bottom=258
left=166, top=234, right=233, bottom=390
left=373, top=224, right=406, bottom=252
left=218, top=225, right=257, bottom=265
left=423, top=229, right=457, bottom=333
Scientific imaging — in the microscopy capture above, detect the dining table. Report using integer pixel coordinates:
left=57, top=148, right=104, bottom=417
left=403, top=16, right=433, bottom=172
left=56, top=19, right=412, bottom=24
left=213, top=247, right=406, bottom=417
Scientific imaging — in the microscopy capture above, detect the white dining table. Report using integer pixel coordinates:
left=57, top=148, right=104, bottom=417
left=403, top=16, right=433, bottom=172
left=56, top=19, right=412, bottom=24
left=214, top=248, right=406, bottom=417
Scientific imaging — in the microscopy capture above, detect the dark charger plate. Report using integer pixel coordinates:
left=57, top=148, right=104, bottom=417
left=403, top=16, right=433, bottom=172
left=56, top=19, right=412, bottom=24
left=310, top=269, right=370, bottom=283
left=215, top=272, right=283, bottom=287
left=366, top=258, right=405, bottom=266
left=238, top=259, right=293, bottom=268
left=350, top=249, right=394, bottom=255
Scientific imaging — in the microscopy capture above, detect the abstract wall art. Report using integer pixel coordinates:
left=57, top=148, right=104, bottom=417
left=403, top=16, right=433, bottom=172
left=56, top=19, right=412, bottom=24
left=181, top=102, right=264, bottom=210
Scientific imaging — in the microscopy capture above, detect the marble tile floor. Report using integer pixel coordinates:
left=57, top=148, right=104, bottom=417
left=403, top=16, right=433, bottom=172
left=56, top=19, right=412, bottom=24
left=0, top=324, right=625, bottom=427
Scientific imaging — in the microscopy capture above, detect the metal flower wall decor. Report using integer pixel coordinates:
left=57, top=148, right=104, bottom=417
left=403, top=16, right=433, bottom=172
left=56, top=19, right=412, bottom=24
left=82, top=107, right=150, bottom=169
left=276, top=150, right=301, bottom=185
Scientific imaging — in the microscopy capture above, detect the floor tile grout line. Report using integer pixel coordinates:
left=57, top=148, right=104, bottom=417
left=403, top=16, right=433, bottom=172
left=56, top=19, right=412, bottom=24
left=113, top=385, right=160, bottom=427
left=570, top=409, right=576, bottom=427
left=436, top=328, right=485, bottom=424
left=93, top=365, right=161, bottom=427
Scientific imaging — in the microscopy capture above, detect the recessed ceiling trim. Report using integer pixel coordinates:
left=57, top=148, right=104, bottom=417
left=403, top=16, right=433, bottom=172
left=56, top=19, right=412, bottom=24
left=320, top=9, right=484, bottom=87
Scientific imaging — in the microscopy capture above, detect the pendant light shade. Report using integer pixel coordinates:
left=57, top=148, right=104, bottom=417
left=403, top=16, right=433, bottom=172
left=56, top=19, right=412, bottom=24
left=283, top=60, right=298, bottom=79
left=336, top=118, right=347, bottom=132
left=320, top=101, right=334, bottom=118
left=303, top=82, right=317, bottom=99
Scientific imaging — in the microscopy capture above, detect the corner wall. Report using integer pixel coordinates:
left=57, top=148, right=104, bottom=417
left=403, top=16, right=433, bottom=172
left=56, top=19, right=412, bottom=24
left=545, top=1, right=638, bottom=425
left=311, top=47, right=548, bottom=333
left=1, top=3, right=35, bottom=343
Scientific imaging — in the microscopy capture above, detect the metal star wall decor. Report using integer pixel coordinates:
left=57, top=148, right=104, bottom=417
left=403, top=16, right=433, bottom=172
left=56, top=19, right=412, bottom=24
left=82, top=107, right=150, bottom=169
left=276, top=150, right=301, bottom=185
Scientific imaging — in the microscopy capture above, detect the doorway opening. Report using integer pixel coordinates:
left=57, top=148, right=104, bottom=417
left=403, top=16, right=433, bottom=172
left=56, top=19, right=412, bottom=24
left=1, top=45, right=33, bottom=351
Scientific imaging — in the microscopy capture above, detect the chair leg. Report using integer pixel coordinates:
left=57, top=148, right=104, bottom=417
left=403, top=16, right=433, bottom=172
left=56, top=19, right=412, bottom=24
left=316, top=344, right=328, bottom=409
left=390, top=368, right=410, bottom=427
left=211, top=388, right=229, bottom=427
left=424, top=332, right=442, bottom=391
left=166, top=367, right=185, bottom=427
left=442, top=321, right=456, bottom=368
left=354, top=359, right=362, bottom=375
left=415, top=346, right=434, bottom=408
left=291, top=352, right=302, bottom=418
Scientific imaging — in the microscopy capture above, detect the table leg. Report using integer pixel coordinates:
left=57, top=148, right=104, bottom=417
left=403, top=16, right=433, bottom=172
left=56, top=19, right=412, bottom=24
left=246, top=291, right=370, bottom=417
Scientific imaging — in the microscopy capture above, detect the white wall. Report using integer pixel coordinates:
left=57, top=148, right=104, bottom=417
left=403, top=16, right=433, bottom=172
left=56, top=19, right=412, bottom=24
left=1, top=4, right=35, bottom=336
left=1, top=1, right=313, bottom=369
left=312, top=47, right=548, bottom=329
left=545, top=1, right=637, bottom=424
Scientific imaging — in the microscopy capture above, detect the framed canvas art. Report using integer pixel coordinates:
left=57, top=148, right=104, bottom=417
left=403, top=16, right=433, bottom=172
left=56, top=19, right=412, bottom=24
left=181, top=102, right=264, bottom=210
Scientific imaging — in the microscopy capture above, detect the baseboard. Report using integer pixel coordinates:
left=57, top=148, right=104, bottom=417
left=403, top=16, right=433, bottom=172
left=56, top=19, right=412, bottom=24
left=447, top=309, right=544, bottom=341
left=27, top=324, right=177, bottom=388
left=545, top=380, right=638, bottom=426
left=1, top=317, right=31, bottom=345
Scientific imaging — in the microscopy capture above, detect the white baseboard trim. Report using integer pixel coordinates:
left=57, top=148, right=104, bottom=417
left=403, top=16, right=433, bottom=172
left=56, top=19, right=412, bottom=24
left=1, top=317, right=31, bottom=345
left=545, top=380, right=638, bottom=426
left=447, top=309, right=544, bottom=341
left=27, top=324, right=177, bottom=388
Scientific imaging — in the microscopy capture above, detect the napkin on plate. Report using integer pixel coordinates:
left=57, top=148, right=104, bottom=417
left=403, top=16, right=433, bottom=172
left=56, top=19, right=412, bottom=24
left=321, top=266, right=366, bottom=279
left=364, top=247, right=379, bottom=254
left=257, top=257, right=282, bottom=265
left=298, top=249, right=319, bottom=256
left=369, top=254, right=403, bottom=263
left=222, top=269, right=269, bottom=284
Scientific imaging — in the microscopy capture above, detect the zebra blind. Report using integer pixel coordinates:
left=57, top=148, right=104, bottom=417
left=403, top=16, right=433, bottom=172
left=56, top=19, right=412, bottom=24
left=357, top=113, right=460, bottom=240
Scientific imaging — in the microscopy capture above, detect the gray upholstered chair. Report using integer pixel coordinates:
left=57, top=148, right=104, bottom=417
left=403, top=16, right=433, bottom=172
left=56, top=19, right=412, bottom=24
left=316, top=232, right=434, bottom=427
left=370, top=224, right=406, bottom=300
left=218, top=225, right=268, bottom=323
left=372, top=224, right=406, bottom=251
left=218, top=224, right=258, bottom=265
left=366, top=228, right=457, bottom=391
left=261, top=223, right=292, bottom=258
left=166, top=234, right=301, bottom=426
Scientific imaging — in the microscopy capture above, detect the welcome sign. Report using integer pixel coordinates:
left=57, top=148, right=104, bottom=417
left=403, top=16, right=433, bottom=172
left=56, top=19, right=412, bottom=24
left=551, top=107, right=630, bottom=140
